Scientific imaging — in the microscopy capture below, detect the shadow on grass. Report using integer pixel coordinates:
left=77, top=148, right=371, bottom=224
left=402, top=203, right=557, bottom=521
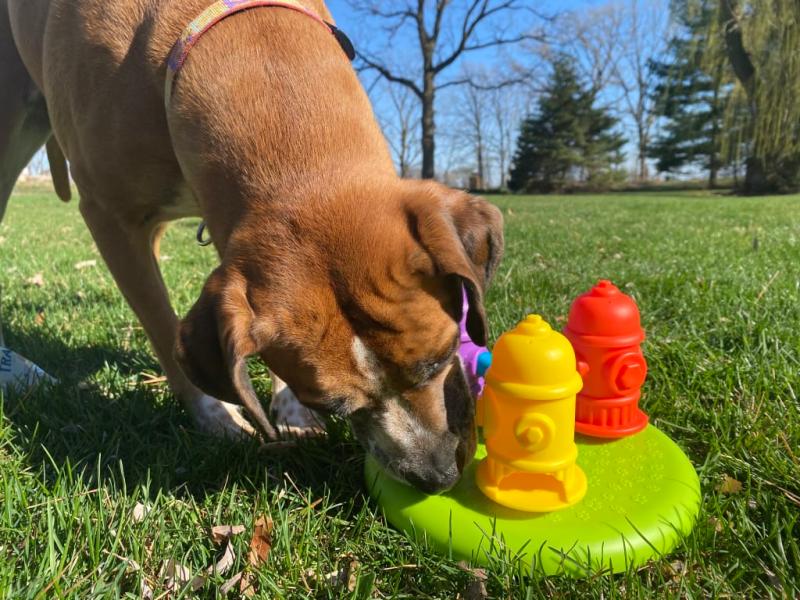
left=1, top=328, right=367, bottom=507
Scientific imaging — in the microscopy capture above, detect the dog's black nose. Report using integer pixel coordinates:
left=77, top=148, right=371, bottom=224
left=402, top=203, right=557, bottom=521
left=404, top=467, right=460, bottom=495
left=404, top=444, right=461, bottom=494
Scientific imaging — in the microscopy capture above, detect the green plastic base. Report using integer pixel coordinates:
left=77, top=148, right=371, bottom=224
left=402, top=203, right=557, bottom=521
left=365, top=425, right=700, bottom=577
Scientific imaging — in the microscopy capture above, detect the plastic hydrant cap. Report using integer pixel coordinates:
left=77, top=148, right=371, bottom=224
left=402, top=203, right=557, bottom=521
left=515, top=314, right=552, bottom=336
left=484, top=314, right=583, bottom=400
left=565, top=280, right=645, bottom=343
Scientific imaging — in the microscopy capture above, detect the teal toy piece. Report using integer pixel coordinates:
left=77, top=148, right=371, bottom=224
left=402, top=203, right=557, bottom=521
left=365, top=425, right=700, bottom=577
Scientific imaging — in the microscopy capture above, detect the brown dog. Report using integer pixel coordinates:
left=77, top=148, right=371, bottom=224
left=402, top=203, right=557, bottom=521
left=1, top=0, right=503, bottom=493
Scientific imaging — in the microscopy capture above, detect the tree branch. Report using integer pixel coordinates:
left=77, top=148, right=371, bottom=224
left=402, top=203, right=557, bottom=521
left=357, top=54, right=424, bottom=98
left=462, top=33, right=536, bottom=53
left=434, top=0, right=491, bottom=73
left=438, top=76, right=526, bottom=91
left=432, top=0, right=451, bottom=41
left=416, top=0, right=430, bottom=49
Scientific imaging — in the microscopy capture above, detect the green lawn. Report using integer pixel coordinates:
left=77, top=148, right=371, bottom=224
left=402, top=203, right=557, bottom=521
left=1, top=185, right=798, bottom=598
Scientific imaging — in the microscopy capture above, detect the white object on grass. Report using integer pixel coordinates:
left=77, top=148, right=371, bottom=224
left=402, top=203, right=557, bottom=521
left=0, top=346, right=57, bottom=391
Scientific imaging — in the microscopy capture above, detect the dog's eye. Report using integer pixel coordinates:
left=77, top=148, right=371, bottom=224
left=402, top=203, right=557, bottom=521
left=400, top=336, right=459, bottom=388
left=409, top=355, right=451, bottom=387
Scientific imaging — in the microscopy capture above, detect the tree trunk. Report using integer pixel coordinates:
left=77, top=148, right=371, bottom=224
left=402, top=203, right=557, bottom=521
left=477, top=137, right=484, bottom=187
left=637, top=132, right=648, bottom=181
left=421, top=70, right=436, bottom=179
left=719, top=0, right=770, bottom=193
left=709, top=163, right=718, bottom=189
left=498, top=149, right=506, bottom=191
left=744, top=156, right=767, bottom=194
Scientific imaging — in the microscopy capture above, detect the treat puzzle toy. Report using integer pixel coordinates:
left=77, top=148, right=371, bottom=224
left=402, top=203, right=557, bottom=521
left=476, top=315, right=587, bottom=512
left=458, top=293, right=491, bottom=398
left=564, top=280, right=649, bottom=438
left=366, top=281, right=701, bottom=576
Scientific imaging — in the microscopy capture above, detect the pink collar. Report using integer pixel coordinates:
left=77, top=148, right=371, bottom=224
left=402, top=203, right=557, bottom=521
left=165, top=0, right=354, bottom=105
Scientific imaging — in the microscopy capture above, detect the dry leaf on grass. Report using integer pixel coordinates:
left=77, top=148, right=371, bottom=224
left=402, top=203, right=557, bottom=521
left=159, top=559, right=205, bottom=592
left=236, top=516, right=274, bottom=597
left=718, top=475, right=743, bottom=494
left=210, top=524, right=246, bottom=545
left=212, top=540, right=236, bottom=577
left=460, top=579, right=489, bottom=600
left=323, top=555, right=360, bottom=592
left=34, top=311, right=45, bottom=325
left=662, top=559, right=687, bottom=582
left=26, top=273, right=44, bottom=287
left=157, top=539, right=237, bottom=594
left=247, top=516, right=273, bottom=566
left=74, top=259, right=97, bottom=270
left=708, top=516, right=724, bottom=533
left=140, top=578, right=154, bottom=600
left=457, top=561, right=488, bottom=600
left=131, top=502, right=150, bottom=523
left=239, top=572, right=256, bottom=598
left=112, top=554, right=153, bottom=600
left=220, top=571, right=244, bottom=595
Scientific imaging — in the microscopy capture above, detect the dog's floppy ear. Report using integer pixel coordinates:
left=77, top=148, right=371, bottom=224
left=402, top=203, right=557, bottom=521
left=174, top=267, right=277, bottom=439
left=407, top=185, right=504, bottom=346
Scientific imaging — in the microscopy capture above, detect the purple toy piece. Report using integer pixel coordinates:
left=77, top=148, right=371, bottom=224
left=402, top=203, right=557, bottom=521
left=458, top=289, right=489, bottom=396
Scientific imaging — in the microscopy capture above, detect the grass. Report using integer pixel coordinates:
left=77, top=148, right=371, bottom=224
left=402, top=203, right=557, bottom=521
left=0, top=184, right=799, bottom=598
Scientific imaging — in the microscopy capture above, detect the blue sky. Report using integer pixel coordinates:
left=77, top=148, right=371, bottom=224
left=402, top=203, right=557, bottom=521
left=23, top=1, right=659, bottom=184
left=319, top=1, right=640, bottom=185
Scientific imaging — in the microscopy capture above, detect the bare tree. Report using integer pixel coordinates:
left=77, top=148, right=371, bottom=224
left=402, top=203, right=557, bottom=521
left=537, top=1, right=670, bottom=182
left=551, top=5, right=625, bottom=95
left=613, top=0, right=670, bottom=181
left=378, top=83, right=421, bottom=177
left=27, top=148, right=49, bottom=177
left=349, top=0, right=543, bottom=179
left=455, top=72, right=525, bottom=189
left=488, top=85, right=524, bottom=190
left=460, top=81, right=488, bottom=188
left=437, top=119, right=474, bottom=188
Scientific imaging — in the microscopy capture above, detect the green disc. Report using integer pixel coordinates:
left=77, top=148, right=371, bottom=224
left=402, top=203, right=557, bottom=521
left=365, top=425, right=700, bottom=577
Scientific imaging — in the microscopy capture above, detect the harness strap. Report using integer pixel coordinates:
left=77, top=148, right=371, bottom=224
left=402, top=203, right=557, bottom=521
left=165, top=0, right=354, bottom=106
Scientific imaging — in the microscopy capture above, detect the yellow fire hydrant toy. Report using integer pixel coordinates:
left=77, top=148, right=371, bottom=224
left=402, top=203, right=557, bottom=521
left=476, top=315, right=588, bottom=512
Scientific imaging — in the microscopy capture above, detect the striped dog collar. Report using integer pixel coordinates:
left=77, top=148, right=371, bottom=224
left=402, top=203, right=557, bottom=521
left=165, top=0, right=355, bottom=105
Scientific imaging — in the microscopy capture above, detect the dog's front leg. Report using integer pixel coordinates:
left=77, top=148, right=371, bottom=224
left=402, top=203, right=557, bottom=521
left=269, top=370, right=325, bottom=436
left=78, top=196, right=257, bottom=438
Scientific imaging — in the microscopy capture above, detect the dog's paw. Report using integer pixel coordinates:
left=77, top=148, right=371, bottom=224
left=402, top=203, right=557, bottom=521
left=194, top=394, right=259, bottom=440
left=270, top=376, right=326, bottom=438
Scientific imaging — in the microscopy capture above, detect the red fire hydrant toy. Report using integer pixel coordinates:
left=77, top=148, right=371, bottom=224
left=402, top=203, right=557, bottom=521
left=563, top=280, right=649, bottom=438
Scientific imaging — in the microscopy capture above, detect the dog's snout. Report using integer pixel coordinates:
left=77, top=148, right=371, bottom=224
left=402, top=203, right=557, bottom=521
left=404, top=462, right=460, bottom=494
left=401, top=434, right=462, bottom=494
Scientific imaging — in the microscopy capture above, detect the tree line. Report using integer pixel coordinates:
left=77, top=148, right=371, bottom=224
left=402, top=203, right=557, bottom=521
left=354, top=0, right=800, bottom=195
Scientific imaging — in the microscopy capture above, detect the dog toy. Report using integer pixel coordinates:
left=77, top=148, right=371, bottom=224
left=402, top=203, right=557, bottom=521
left=564, top=280, right=649, bottom=438
left=476, top=315, right=586, bottom=512
left=366, top=283, right=700, bottom=576
left=458, top=292, right=491, bottom=397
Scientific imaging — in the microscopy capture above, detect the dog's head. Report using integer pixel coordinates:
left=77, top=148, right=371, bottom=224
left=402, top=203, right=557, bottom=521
left=175, top=180, right=504, bottom=493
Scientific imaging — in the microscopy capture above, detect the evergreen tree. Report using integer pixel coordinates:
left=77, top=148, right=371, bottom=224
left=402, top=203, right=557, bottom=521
left=509, top=59, right=626, bottom=193
left=648, top=0, right=730, bottom=187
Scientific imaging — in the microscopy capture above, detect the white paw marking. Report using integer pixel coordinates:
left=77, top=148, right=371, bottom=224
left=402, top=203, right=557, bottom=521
left=194, top=394, right=257, bottom=439
left=269, top=372, right=325, bottom=437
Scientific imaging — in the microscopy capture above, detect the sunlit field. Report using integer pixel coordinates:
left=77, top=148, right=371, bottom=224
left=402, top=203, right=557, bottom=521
left=1, top=185, right=798, bottom=598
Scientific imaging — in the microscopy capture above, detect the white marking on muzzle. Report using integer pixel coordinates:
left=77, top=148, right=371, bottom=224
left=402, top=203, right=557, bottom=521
left=351, top=336, right=380, bottom=382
